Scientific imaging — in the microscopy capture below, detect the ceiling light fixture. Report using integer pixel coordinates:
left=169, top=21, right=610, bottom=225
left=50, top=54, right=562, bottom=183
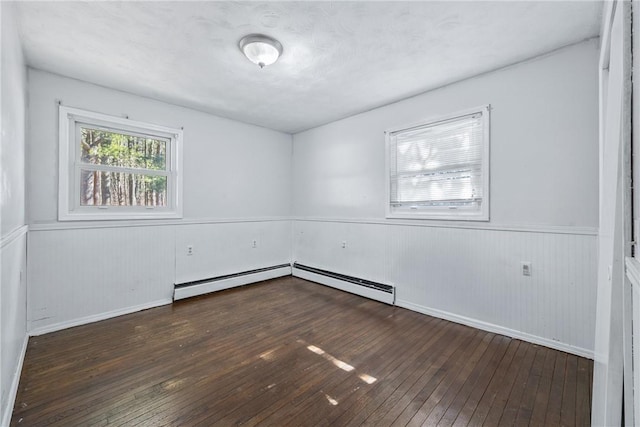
left=239, top=34, right=283, bottom=69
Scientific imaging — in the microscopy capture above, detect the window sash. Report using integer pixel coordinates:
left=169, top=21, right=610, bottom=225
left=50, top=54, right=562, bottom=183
left=76, top=168, right=171, bottom=210
left=72, top=165, right=176, bottom=212
left=75, top=122, right=171, bottom=173
left=390, top=164, right=484, bottom=204
left=59, top=105, right=183, bottom=220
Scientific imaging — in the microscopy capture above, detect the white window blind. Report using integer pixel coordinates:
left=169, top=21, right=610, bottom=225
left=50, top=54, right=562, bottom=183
left=386, top=105, right=489, bottom=220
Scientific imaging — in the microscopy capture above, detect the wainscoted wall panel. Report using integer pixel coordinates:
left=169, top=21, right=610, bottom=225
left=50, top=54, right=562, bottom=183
left=2, top=1, right=29, bottom=423
left=0, top=232, right=27, bottom=426
left=293, top=220, right=390, bottom=285
left=27, top=220, right=293, bottom=334
left=27, top=226, right=175, bottom=334
left=293, top=220, right=597, bottom=357
left=174, top=220, right=292, bottom=284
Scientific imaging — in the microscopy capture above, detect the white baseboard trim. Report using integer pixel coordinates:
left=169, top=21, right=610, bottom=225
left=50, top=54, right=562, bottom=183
left=2, top=334, right=28, bottom=427
left=396, top=299, right=594, bottom=360
left=293, top=268, right=395, bottom=305
left=28, top=298, right=173, bottom=336
left=174, top=266, right=292, bottom=300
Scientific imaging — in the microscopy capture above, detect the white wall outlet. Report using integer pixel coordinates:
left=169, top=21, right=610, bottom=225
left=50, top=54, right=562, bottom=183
left=341, top=241, right=347, bottom=249
left=252, top=239, right=257, bottom=248
left=521, top=262, right=532, bottom=276
left=186, top=245, right=194, bottom=256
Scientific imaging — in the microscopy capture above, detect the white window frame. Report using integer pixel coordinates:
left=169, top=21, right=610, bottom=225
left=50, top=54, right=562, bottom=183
left=385, top=105, right=490, bottom=221
left=58, top=106, right=183, bottom=221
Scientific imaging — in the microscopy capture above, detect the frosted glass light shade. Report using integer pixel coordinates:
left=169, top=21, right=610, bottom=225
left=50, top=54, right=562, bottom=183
left=239, top=34, right=283, bottom=68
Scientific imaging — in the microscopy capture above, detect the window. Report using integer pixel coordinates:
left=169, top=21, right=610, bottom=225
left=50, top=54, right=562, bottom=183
left=58, top=106, right=183, bottom=220
left=386, top=105, right=490, bottom=220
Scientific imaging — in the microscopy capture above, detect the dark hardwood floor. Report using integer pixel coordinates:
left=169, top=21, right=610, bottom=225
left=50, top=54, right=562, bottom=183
left=11, top=276, right=592, bottom=426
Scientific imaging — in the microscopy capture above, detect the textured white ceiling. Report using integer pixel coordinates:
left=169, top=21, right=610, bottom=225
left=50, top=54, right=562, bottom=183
left=15, top=1, right=602, bottom=133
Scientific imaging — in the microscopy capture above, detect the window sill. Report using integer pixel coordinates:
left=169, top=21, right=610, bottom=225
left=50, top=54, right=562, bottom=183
left=386, top=212, right=489, bottom=222
left=58, top=211, right=183, bottom=221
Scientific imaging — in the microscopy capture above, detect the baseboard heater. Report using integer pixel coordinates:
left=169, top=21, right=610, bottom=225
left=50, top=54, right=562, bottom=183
left=174, top=264, right=292, bottom=301
left=292, top=262, right=395, bottom=305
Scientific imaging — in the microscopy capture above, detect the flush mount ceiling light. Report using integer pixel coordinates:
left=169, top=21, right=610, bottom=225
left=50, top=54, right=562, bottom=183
left=239, top=34, right=283, bottom=69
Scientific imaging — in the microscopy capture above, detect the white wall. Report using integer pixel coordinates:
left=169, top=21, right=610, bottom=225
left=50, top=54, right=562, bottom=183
left=292, top=40, right=599, bottom=357
left=28, top=70, right=292, bottom=223
left=0, top=1, right=28, bottom=424
left=175, top=221, right=291, bottom=285
left=26, top=70, right=292, bottom=334
left=293, top=40, right=598, bottom=227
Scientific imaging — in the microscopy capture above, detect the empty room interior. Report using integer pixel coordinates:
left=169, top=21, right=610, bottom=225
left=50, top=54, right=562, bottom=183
left=1, top=0, right=639, bottom=425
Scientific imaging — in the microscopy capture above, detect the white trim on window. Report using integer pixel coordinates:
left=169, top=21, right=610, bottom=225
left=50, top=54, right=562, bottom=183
left=58, top=106, right=183, bottom=221
left=385, top=105, right=490, bottom=221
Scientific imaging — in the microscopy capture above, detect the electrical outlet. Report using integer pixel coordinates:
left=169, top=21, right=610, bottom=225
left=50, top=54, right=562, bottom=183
left=341, top=241, right=347, bottom=249
left=521, top=262, right=532, bottom=276
left=252, top=239, right=257, bottom=248
left=186, top=245, right=194, bottom=256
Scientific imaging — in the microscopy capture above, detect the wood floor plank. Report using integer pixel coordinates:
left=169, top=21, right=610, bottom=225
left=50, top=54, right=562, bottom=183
left=560, top=354, right=578, bottom=426
left=293, top=322, right=456, bottom=425
left=9, top=277, right=593, bottom=427
left=529, top=346, right=557, bottom=425
left=448, top=335, right=511, bottom=427
left=575, top=357, right=592, bottom=426
left=495, top=343, right=537, bottom=426
left=335, top=320, right=455, bottom=427
left=465, top=340, right=521, bottom=426
left=483, top=342, right=536, bottom=426
left=204, top=310, right=399, bottom=426
left=288, top=313, right=430, bottom=427
left=119, top=294, right=384, bottom=426
left=443, top=334, right=510, bottom=427
left=513, top=345, right=546, bottom=426
left=545, top=351, right=568, bottom=425
left=408, top=332, right=493, bottom=426
left=362, top=325, right=476, bottom=425
left=380, top=328, right=484, bottom=425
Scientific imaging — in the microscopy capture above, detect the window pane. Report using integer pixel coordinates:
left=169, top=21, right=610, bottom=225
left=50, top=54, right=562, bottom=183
left=393, top=114, right=483, bottom=177
left=389, top=111, right=485, bottom=209
left=80, top=127, right=167, bottom=170
left=80, top=170, right=167, bottom=207
left=391, top=165, right=483, bottom=204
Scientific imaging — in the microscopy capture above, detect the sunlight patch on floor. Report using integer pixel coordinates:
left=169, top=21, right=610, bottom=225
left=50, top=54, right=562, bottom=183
left=305, top=343, right=354, bottom=372
left=259, top=348, right=277, bottom=361
left=358, top=373, right=377, bottom=384
left=298, top=340, right=377, bottom=385
left=325, top=394, right=339, bottom=406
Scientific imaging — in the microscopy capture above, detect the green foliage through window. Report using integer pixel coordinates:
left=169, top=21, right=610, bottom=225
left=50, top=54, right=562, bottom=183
left=80, top=127, right=166, bottom=170
left=79, top=127, right=168, bottom=207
